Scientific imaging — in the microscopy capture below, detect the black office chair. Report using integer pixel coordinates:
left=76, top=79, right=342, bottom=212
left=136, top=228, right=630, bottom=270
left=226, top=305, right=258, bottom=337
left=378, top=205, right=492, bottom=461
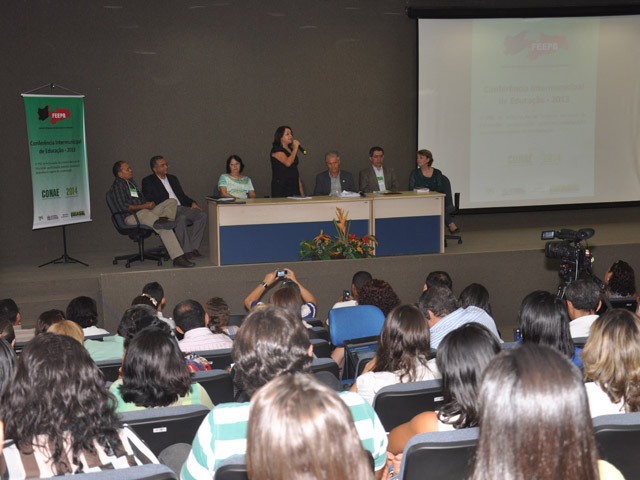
left=441, top=175, right=462, bottom=247
left=372, top=378, right=444, bottom=432
left=310, top=338, right=332, bottom=358
left=215, top=456, right=249, bottom=480
left=64, top=463, right=178, bottom=480
left=193, top=369, right=235, bottom=405
left=96, top=358, right=123, bottom=383
left=193, top=348, right=234, bottom=370
left=399, top=427, right=479, bottom=480
left=593, top=412, right=640, bottom=479
left=106, top=190, right=168, bottom=268
left=119, top=404, right=211, bottom=457
left=310, top=357, right=340, bottom=379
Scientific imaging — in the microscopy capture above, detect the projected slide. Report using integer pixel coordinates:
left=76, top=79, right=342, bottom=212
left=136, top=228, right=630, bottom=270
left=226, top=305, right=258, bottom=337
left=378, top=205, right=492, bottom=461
left=418, top=16, right=640, bottom=209
left=470, top=18, right=598, bottom=204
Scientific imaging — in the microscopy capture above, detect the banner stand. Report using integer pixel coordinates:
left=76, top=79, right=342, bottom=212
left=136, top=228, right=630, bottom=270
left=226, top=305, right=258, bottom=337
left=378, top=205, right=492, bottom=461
left=38, top=224, right=88, bottom=268
left=22, top=83, right=90, bottom=268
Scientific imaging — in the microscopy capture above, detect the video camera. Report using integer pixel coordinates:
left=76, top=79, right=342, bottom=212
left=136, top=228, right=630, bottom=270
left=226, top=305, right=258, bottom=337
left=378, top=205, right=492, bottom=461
left=541, top=228, right=595, bottom=284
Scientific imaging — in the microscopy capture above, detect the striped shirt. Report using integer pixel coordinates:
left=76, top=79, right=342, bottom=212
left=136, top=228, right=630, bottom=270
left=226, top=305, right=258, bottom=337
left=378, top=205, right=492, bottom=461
left=0, top=427, right=157, bottom=479
left=180, top=391, right=388, bottom=479
left=429, top=306, right=501, bottom=349
left=178, top=327, right=233, bottom=353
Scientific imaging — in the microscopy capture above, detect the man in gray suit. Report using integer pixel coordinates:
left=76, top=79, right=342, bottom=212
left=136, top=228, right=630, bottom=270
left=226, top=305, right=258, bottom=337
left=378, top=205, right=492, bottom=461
left=358, top=146, right=398, bottom=193
left=312, top=151, right=356, bottom=196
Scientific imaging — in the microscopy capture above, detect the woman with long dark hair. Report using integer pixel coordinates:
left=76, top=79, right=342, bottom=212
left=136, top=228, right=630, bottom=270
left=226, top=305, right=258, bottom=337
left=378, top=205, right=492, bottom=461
left=350, top=305, right=439, bottom=404
left=387, top=323, right=501, bottom=454
left=605, top=260, right=637, bottom=298
left=111, top=326, right=213, bottom=413
left=0, top=333, right=156, bottom=478
left=519, top=290, right=582, bottom=366
left=270, top=126, right=304, bottom=197
left=469, top=344, right=623, bottom=480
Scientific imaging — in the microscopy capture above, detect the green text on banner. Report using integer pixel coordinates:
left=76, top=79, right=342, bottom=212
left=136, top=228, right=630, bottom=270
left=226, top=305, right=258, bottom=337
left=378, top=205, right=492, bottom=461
left=22, top=94, right=91, bottom=229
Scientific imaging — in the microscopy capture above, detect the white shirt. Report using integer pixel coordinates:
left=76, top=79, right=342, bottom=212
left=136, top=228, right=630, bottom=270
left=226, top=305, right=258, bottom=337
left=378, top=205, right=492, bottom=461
left=158, top=175, right=181, bottom=205
left=570, top=314, right=599, bottom=338
left=373, top=166, right=386, bottom=191
left=355, top=359, right=441, bottom=405
left=585, top=381, right=625, bottom=418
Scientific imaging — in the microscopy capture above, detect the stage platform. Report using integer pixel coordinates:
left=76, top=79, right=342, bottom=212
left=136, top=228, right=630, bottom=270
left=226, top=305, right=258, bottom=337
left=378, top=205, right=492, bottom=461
left=3, top=205, right=639, bottom=341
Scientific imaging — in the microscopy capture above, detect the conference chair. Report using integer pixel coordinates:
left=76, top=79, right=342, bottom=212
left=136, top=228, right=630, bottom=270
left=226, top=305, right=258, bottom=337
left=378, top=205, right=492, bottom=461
left=573, top=336, right=588, bottom=349
left=193, top=347, right=233, bottom=370
left=65, top=464, right=177, bottom=480
left=329, top=305, right=385, bottom=380
left=192, top=369, right=235, bottom=405
left=310, top=338, right=332, bottom=358
left=372, top=378, right=445, bottom=432
left=228, top=314, right=245, bottom=328
left=441, top=175, right=462, bottom=247
left=96, top=358, right=122, bottom=383
left=310, top=357, right=340, bottom=380
left=215, top=456, right=249, bottom=480
left=119, top=404, right=211, bottom=457
left=106, top=190, right=168, bottom=268
left=593, top=412, right=640, bottom=479
left=399, top=427, right=479, bottom=480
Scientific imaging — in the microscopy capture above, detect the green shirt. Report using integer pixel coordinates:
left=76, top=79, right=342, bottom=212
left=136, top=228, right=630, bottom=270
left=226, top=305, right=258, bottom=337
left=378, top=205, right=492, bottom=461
left=110, top=379, right=214, bottom=413
left=84, top=335, right=125, bottom=362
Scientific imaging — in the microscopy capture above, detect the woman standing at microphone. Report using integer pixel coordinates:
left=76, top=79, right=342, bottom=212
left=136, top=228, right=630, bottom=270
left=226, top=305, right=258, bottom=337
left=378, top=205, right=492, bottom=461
left=270, top=125, right=305, bottom=197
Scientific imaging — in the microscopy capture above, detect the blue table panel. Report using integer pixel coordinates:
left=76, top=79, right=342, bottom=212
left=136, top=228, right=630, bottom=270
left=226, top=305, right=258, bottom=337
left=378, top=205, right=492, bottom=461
left=375, top=215, right=441, bottom=256
left=220, top=219, right=369, bottom=265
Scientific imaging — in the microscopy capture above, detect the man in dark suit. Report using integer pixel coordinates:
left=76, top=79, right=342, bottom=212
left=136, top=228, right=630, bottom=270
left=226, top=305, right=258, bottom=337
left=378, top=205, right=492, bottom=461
left=142, top=156, right=207, bottom=259
left=312, top=151, right=356, bottom=196
left=358, top=146, right=399, bottom=193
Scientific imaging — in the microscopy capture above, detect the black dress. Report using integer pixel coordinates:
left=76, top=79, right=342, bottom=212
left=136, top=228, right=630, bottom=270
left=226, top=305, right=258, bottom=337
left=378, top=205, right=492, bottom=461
left=270, top=145, right=300, bottom=197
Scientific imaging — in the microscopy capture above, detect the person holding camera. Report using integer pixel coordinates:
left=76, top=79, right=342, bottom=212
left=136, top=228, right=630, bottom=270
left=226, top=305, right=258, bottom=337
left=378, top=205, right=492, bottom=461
left=244, top=268, right=317, bottom=319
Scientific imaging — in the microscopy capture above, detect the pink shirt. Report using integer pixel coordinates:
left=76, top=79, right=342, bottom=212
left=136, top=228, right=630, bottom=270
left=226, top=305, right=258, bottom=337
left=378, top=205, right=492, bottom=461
left=178, top=327, right=232, bottom=352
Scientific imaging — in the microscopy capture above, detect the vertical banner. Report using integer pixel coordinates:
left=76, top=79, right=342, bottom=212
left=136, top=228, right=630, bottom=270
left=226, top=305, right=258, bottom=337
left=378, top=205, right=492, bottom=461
left=22, top=94, right=91, bottom=229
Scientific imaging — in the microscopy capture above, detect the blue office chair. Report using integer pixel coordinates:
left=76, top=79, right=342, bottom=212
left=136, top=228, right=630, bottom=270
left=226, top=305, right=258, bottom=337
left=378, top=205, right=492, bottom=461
left=328, top=305, right=385, bottom=347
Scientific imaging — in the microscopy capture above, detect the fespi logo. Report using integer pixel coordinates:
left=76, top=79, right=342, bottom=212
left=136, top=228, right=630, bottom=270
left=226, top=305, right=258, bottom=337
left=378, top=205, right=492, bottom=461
left=504, top=30, right=568, bottom=60
left=37, top=105, right=71, bottom=125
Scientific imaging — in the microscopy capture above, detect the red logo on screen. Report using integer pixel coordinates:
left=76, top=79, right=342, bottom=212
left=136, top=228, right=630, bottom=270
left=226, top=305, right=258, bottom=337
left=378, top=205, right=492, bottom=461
left=38, top=105, right=71, bottom=125
left=504, top=31, right=568, bottom=60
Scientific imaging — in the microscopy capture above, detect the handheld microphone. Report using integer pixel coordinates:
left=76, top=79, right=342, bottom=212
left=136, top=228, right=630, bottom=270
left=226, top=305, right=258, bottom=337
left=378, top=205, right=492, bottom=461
left=298, top=144, right=307, bottom=155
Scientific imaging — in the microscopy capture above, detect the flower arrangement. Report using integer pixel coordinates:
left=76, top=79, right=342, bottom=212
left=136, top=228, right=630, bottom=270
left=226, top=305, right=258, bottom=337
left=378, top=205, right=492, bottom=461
left=299, top=207, right=378, bottom=260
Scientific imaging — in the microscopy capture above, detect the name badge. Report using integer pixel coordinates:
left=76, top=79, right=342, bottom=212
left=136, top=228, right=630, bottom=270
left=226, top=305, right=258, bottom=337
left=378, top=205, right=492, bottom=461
left=129, top=187, right=139, bottom=198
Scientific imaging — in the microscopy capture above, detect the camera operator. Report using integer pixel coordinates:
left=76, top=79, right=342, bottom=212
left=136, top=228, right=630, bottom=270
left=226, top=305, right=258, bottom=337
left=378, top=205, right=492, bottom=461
left=564, top=279, right=601, bottom=339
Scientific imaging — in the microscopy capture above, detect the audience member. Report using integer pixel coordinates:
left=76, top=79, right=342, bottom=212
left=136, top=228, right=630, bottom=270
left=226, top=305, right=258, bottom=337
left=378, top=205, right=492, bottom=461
left=48, top=320, right=84, bottom=345
left=358, top=146, right=398, bottom=193
left=423, top=270, right=453, bottom=292
left=247, top=374, right=373, bottom=480
left=131, top=295, right=156, bottom=308
left=66, top=296, right=109, bottom=336
left=564, top=279, right=601, bottom=338
left=419, top=285, right=500, bottom=349
left=468, top=344, right=623, bottom=480
left=204, top=297, right=238, bottom=340
left=358, top=279, right=401, bottom=316
left=181, top=306, right=388, bottom=479
left=142, top=281, right=175, bottom=329
left=244, top=268, right=318, bottom=319
left=110, top=326, right=213, bottom=413
left=582, top=309, right=640, bottom=417
left=0, top=333, right=157, bottom=477
left=459, top=283, right=492, bottom=317
left=35, top=309, right=65, bottom=335
left=605, top=260, right=637, bottom=298
left=388, top=323, right=501, bottom=455
left=0, top=320, right=15, bottom=347
left=0, top=299, right=32, bottom=344
left=0, top=339, right=16, bottom=396
left=84, top=304, right=157, bottom=362
left=174, top=299, right=233, bottom=352
left=312, top=150, right=357, bottom=196
left=519, top=290, right=581, bottom=367
left=331, top=270, right=373, bottom=309
left=351, top=305, right=440, bottom=404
